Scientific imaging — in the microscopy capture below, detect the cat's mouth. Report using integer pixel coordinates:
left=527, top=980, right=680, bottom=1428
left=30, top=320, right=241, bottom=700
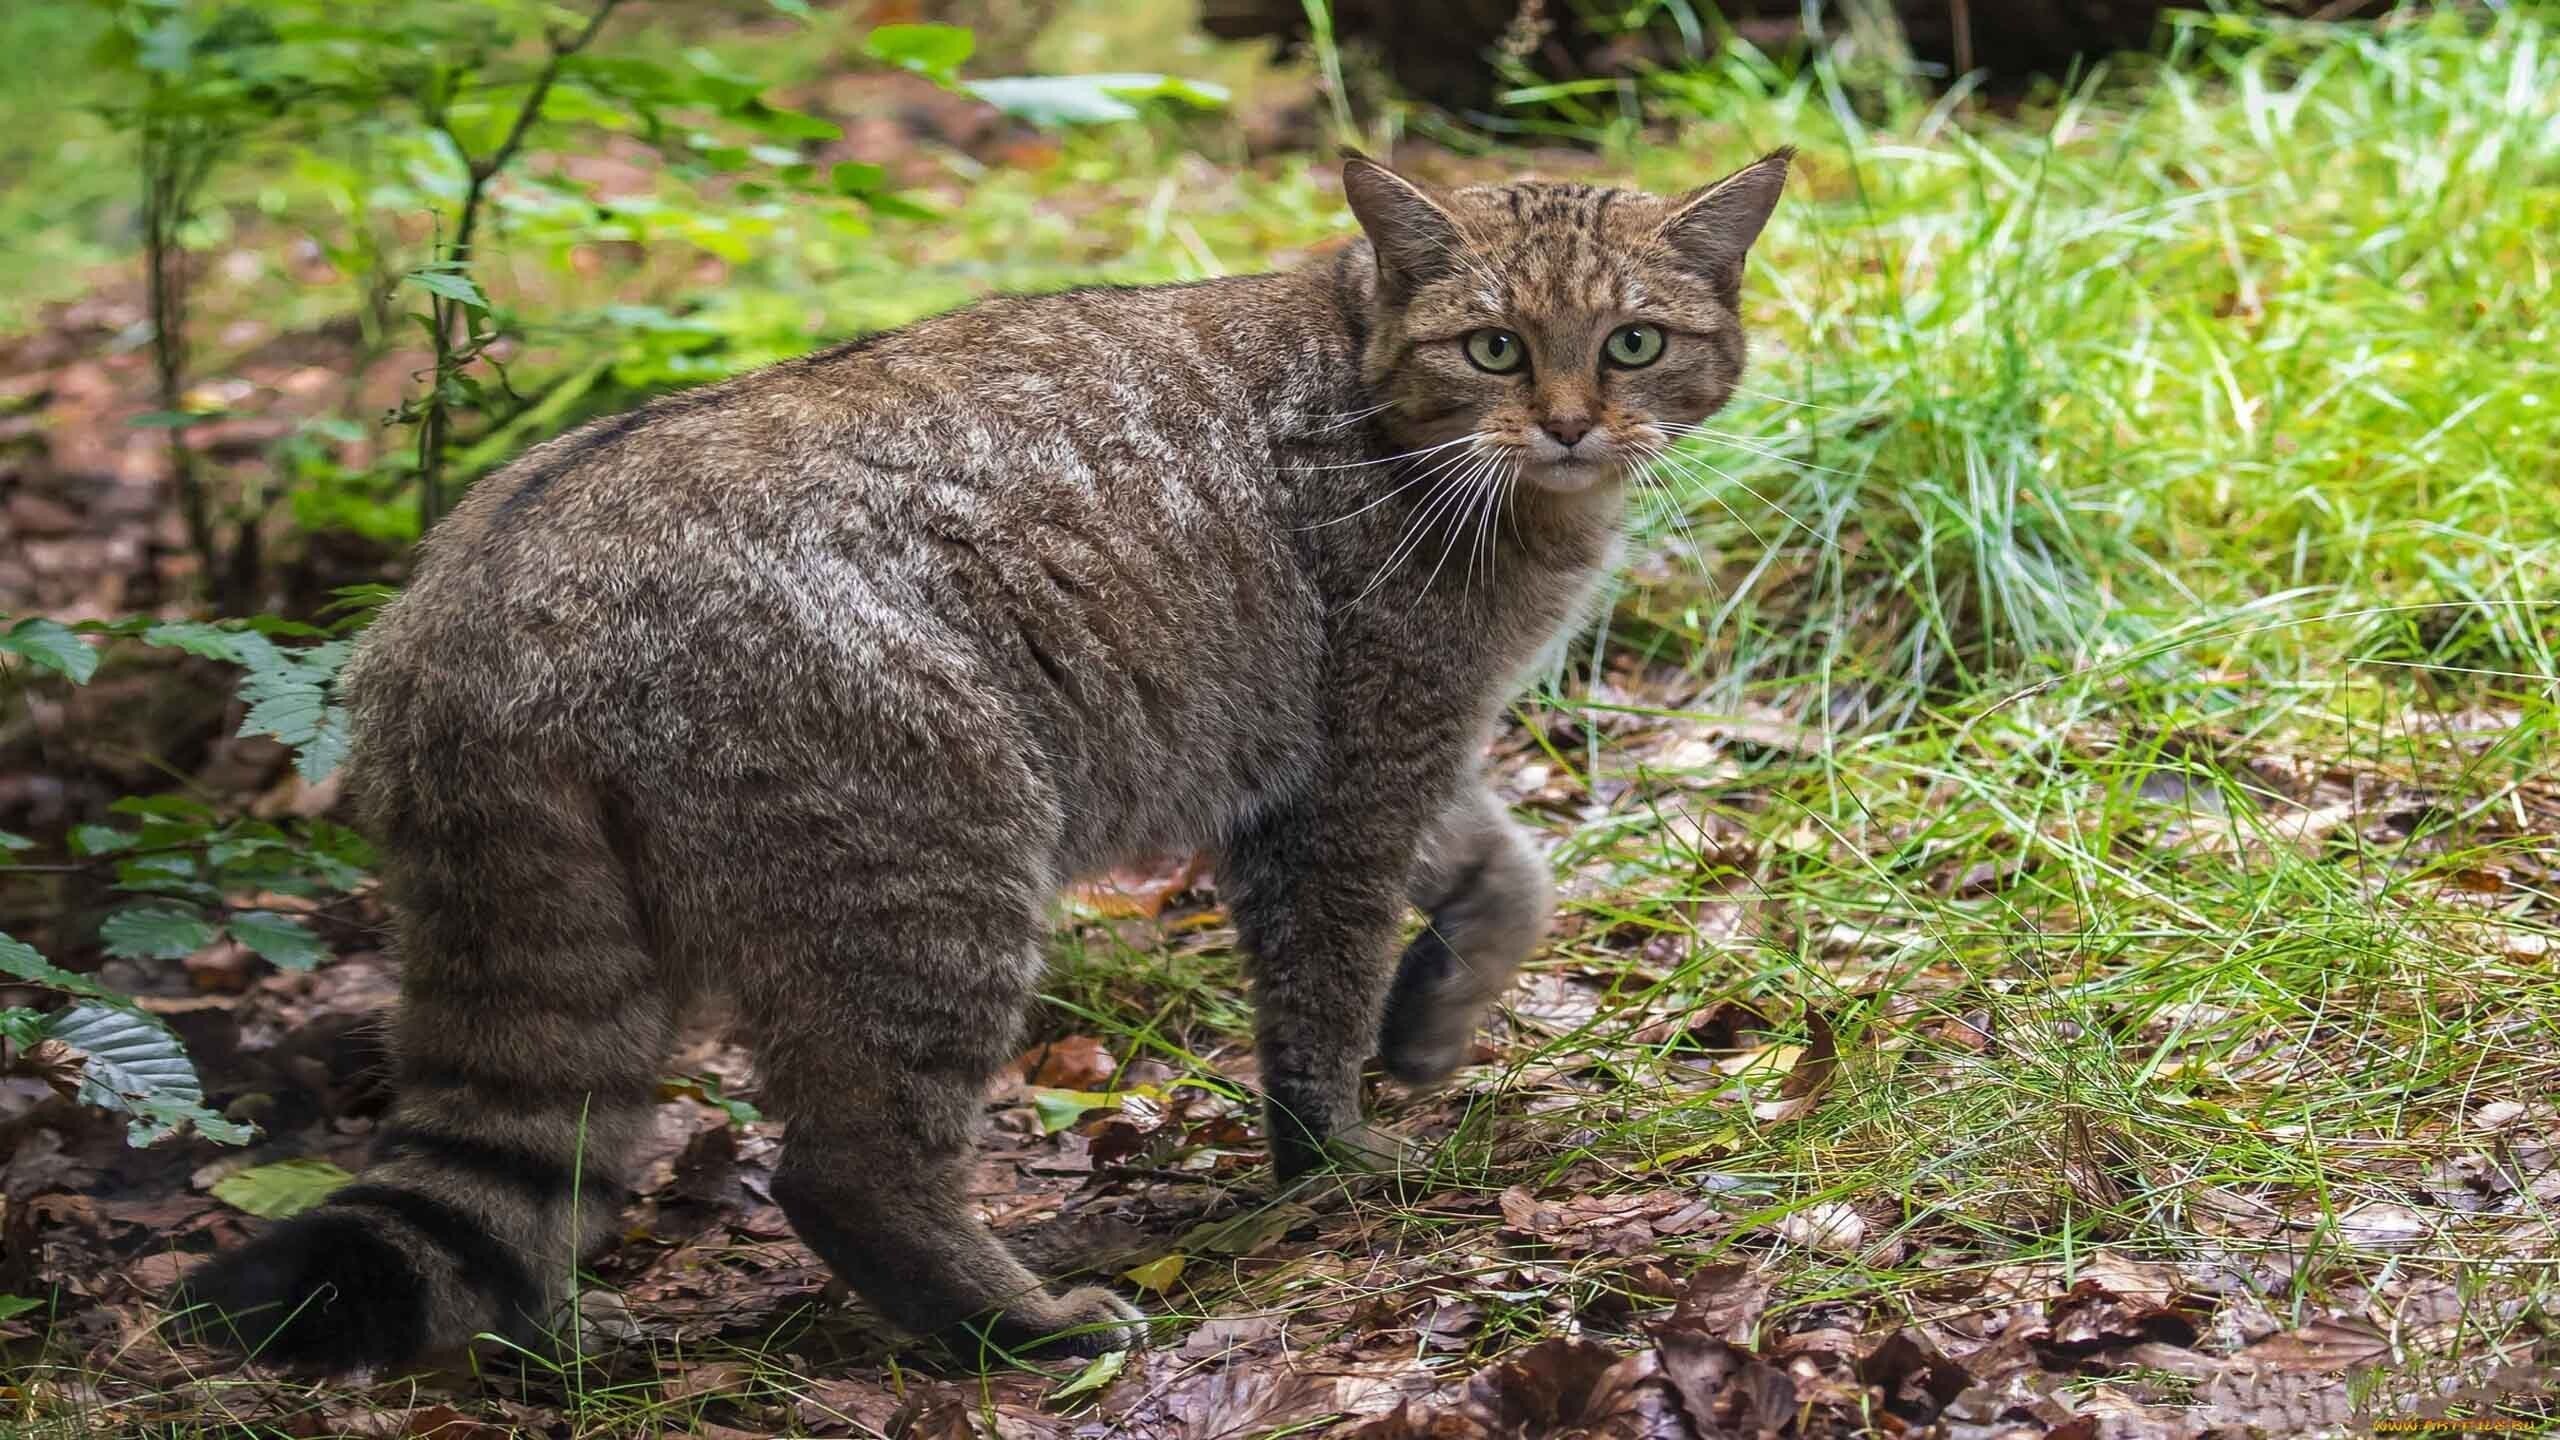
left=1528, top=456, right=1619, bottom=495
left=1521, top=433, right=1630, bottom=495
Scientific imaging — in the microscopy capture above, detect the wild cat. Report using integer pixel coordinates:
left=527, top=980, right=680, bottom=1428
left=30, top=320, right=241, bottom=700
left=174, top=147, right=1791, bottom=1369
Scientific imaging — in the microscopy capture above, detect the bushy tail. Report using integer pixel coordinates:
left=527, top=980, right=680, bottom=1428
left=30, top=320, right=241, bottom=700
left=174, top=768, right=674, bottom=1373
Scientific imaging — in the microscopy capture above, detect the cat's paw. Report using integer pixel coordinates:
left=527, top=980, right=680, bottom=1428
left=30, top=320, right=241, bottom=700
left=1325, top=1121, right=1429, bottom=1177
left=1043, top=1287, right=1150, bottom=1356
left=1380, top=1026, right=1474, bottom=1089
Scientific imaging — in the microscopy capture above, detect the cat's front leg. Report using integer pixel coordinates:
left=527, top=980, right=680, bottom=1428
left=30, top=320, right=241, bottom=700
left=1380, top=783, right=1551, bottom=1086
left=1223, top=772, right=1440, bottom=1180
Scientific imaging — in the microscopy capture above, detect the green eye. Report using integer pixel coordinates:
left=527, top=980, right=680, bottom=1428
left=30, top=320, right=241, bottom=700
left=1463, top=329, right=1526, bottom=374
left=1605, top=323, right=1666, bottom=368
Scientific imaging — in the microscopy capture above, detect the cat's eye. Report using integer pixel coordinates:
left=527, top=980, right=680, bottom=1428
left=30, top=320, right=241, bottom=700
left=1463, top=329, right=1527, bottom=374
left=1605, top=323, right=1666, bottom=368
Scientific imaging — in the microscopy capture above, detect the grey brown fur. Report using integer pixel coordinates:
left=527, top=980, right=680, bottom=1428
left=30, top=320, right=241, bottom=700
left=172, top=148, right=1790, bottom=1370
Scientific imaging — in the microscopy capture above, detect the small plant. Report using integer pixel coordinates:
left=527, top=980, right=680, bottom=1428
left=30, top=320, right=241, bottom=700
left=0, top=610, right=373, bottom=1147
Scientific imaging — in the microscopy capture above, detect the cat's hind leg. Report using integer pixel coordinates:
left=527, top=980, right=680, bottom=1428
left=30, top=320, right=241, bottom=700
left=696, top=790, right=1145, bottom=1360
left=1379, top=784, right=1552, bottom=1086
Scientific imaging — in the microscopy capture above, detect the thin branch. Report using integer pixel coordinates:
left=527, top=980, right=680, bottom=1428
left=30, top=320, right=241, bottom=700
left=414, top=0, right=626, bottom=530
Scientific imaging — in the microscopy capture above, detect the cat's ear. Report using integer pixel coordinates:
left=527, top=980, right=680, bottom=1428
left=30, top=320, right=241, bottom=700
left=1341, top=150, right=1463, bottom=301
left=1658, top=147, right=1794, bottom=307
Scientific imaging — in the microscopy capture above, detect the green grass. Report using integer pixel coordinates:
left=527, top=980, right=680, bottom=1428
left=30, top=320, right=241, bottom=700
left=6, top=1, right=2560, bottom=1434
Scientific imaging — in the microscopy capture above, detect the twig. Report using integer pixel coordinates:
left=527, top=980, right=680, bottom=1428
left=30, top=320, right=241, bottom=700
left=414, top=0, right=626, bottom=530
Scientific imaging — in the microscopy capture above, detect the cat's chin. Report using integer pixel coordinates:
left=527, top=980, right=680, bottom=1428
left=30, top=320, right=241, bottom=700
left=1524, top=458, right=1622, bottom=496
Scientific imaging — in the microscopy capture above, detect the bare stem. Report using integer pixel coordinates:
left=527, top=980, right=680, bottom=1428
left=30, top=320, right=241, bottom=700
left=414, top=0, right=626, bottom=532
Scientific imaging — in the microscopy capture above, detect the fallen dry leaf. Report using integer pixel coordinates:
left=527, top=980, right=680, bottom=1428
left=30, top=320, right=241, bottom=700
left=1353, top=1338, right=1688, bottom=1439
left=2234, top=1316, right=2394, bottom=1372
left=1751, top=1009, right=1841, bottom=1123
left=1664, top=1261, right=1772, bottom=1344
left=1016, top=1034, right=1119, bottom=1090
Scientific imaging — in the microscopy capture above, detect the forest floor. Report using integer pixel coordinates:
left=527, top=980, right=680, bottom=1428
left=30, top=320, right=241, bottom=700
left=5, top=3, right=2560, bottom=1438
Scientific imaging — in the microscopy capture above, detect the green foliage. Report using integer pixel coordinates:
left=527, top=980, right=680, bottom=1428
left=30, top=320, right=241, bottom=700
left=42, top=1002, right=252, bottom=1146
left=0, top=615, right=375, bottom=1147
left=97, top=905, right=219, bottom=962
left=212, top=1157, right=354, bottom=1217
left=0, top=932, right=126, bottom=1010
left=0, top=620, right=98, bottom=684
left=863, top=22, right=975, bottom=83
left=231, top=634, right=354, bottom=783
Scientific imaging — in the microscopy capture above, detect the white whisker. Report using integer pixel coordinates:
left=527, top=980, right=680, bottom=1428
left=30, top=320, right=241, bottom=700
left=1659, top=422, right=1868, bottom=479
left=1344, top=452, right=1490, bottom=611
left=1292, top=433, right=1478, bottom=473
left=1298, top=438, right=1486, bottom=530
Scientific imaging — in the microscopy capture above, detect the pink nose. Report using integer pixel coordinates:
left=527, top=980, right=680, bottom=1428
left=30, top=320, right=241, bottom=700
left=1543, top=416, right=1591, bottom=447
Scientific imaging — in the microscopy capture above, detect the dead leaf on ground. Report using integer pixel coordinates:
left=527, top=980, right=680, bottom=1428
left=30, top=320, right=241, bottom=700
left=2234, top=1315, right=2394, bottom=1372
left=1665, top=1261, right=1772, bottom=1345
left=1067, top=852, right=1209, bottom=921
left=1353, top=1338, right=1688, bottom=1439
left=1498, top=1187, right=1716, bottom=1255
left=1751, top=1009, right=1841, bottom=1123
left=1649, top=1325, right=1796, bottom=1439
left=1015, top=1034, right=1119, bottom=1090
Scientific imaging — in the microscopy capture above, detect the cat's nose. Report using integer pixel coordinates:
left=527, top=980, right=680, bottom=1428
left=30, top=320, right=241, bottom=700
left=1542, top=416, right=1592, bottom=448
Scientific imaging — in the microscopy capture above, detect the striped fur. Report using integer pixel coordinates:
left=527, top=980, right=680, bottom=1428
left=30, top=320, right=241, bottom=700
left=171, top=151, right=1789, bottom=1371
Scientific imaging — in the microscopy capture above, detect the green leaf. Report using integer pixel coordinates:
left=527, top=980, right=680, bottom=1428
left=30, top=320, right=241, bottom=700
left=1050, top=1345, right=1129, bottom=1399
left=109, top=794, right=217, bottom=822
left=143, top=620, right=244, bottom=662
left=0, top=1295, right=43, bottom=1322
left=1030, top=1088, right=1114, bottom=1134
left=1120, top=1252, right=1185, bottom=1294
left=42, top=1002, right=203, bottom=1142
left=233, top=637, right=354, bottom=782
left=126, top=1095, right=256, bottom=1147
left=99, top=903, right=218, bottom=961
left=735, top=101, right=839, bottom=141
left=659, top=1073, right=761, bottom=1126
left=69, top=823, right=136, bottom=857
left=0, top=931, right=118, bottom=1007
left=764, top=0, right=813, bottom=17
left=829, top=160, right=885, bottom=195
left=1, top=619, right=99, bottom=684
left=211, top=1157, right=353, bottom=1218
left=858, top=190, right=940, bottom=222
left=405, top=266, right=487, bottom=309
left=226, top=912, right=326, bottom=971
left=964, top=73, right=1229, bottom=127
left=0, top=829, right=32, bottom=853
left=294, top=705, right=352, bottom=784
left=114, top=853, right=212, bottom=902
left=863, top=22, right=973, bottom=82
left=40, top=1001, right=248, bottom=1146
left=0, top=1008, right=47, bottom=1049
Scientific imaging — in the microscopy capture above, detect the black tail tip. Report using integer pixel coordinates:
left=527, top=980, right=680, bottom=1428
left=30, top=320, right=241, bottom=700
left=167, top=1208, right=431, bottom=1374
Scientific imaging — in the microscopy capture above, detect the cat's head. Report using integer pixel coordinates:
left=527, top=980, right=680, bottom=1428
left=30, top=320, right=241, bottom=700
left=1341, top=149, right=1791, bottom=497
